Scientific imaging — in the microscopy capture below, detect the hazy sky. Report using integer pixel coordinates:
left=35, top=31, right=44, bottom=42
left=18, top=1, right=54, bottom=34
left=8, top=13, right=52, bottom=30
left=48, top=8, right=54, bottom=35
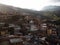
left=0, top=0, right=60, bottom=11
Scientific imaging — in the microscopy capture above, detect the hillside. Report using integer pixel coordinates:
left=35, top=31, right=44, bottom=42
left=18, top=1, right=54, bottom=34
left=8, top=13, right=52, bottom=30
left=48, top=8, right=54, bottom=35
left=39, top=6, right=60, bottom=20
left=0, top=4, right=60, bottom=23
left=42, top=6, right=60, bottom=17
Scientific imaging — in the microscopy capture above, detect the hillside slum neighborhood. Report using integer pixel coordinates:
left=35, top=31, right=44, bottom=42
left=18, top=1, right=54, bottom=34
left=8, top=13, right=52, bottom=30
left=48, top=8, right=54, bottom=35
left=0, top=14, right=60, bottom=45
left=0, top=5, right=60, bottom=45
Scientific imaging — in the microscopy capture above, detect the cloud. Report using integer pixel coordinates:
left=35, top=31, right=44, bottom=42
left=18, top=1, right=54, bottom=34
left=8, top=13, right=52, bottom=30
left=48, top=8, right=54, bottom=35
left=51, top=0, right=60, bottom=2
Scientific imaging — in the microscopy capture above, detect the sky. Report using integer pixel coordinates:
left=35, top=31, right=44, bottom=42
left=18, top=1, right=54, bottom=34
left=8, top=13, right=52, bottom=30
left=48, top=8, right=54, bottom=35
left=0, top=0, right=60, bottom=11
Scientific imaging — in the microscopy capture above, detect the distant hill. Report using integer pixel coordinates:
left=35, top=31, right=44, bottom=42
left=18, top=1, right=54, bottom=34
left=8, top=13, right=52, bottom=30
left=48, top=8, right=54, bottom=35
left=0, top=4, right=60, bottom=23
left=42, top=6, right=60, bottom=17
left=43, top=6, right=60, bottom=11
left=38, top=6, right=60, bottom=21
left=0, top=4, right=60, bottom=16
left=0, top=4, right=43, bottom=23
left=0, top=4, right=40, bottom=15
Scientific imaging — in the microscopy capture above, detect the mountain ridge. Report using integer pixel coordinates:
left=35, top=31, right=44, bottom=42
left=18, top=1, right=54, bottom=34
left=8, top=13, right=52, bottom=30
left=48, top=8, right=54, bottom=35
left=0, top=4, right=60, bottom=21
